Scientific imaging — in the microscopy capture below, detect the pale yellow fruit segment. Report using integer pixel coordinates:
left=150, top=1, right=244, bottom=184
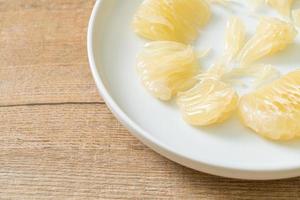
left=133, top=0, right=211, bottom=43
left=137, top=41, right=199, bottom=101
left=238, top=17, right=296, bottom=66
left=266, top=0, right=294, bottom=16
left=239, top=69, right=300, bottom=140
left=177, top=78, right=238, bottom=126
left=225, top=16, right=246, bottom=62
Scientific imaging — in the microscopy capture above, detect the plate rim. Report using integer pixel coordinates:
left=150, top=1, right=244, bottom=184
left=87, top=0, right=300, bottom=180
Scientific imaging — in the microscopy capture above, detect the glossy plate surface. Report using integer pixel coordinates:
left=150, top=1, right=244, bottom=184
left=88, top=0, right=300, bottom=180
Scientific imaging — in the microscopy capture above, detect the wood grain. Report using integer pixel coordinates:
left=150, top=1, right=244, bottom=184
left=1, top=104, right=300, bottom=199
left=0, top=0, right=100, bottom=105
left=0, top=0, right=300, bottom=199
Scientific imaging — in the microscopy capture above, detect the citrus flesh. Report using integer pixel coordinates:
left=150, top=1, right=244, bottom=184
left=238, top=17, right=297, bottom=66
left=225, top=16, right=246, bottom=62
left=137, top=41, right=199, bottom=101
left=133, top=0, right=211, bottom=43
left=177, top=78, right=238, bottom=126
left=239, top=69, right=300, bottom=140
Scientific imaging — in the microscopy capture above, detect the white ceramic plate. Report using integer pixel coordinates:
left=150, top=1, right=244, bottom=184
left=88, top=0, right=300, bottom=180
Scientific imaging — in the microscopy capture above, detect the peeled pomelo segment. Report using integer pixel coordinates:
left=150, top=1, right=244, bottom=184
left=137, top=41, right=199, bottom=101
left=266, top=0, right=294, bottom=16
left=238, top=17, right=297, bottom=66
left=292, top=9, right=300, bottom=27
left=133, top=0, right=211, bottom=43
left=239, top=69, right=300, bottom=140
left=177, top=78, right=238, bottom=126
left=225, top=16, right=246, bottom=62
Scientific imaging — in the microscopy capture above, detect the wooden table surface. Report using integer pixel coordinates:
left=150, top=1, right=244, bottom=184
left=1, top=0, right=300, bottom=199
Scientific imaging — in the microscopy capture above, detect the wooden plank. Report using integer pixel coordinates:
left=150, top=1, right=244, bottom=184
left=0, top=104, right=299, bottom=199
left=0, top=63, right=100, bottom=105
left=0, top=0, right=94, bottom=12
left=0, top=0, right=101, bottom=105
